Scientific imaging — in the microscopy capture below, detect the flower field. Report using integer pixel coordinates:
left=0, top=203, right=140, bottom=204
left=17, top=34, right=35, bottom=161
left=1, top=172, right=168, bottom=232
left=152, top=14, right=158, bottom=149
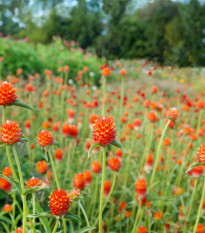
left=1, top=38, right=205, bottom=233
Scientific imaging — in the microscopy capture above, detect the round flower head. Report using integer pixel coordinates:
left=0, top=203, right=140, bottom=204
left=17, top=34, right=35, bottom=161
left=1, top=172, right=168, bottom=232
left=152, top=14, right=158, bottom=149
left=0, top=81, right=17, bottom=105
left=3, top=204, right=12, bottom=213
left=91, top=160, right=101, bottom=174
left=166, top=107, right=178, bottom=121
left=196, top=223, right=204, bottom=233
left=37, top=130, right=53, bottom=147
left=197, top=144, right=205, bottom=164
left=0, top=178, right=12, bottom=192
left=49, top=189, right=69, bottom=216
left=104, top=180, right=112, bottom=196
left=0, top=120, right=22, bottom=144
left=36, top=160, right=49, bottom=174
left=108, top=157, right=121, bottom=171
left=91, top=117, right=116, bottom=146
left=2, top=167, right=12, bottom=177
left=73, top=173, right=85, bottom=190
left=16, top=227, right=23, bottom=233
left=83, top=170, right=92, bottom=185
left=135, top=179, right=147, bottom=197
left=26, top=177, right=41, bottom=188
left=55, top=148, right=63, bottom=161
left=137, top=226, right=147, bottom=233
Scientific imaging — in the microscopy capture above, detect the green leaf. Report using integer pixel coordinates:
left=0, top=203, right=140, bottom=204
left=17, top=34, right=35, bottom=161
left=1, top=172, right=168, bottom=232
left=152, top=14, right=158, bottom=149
left=64, top=212, right=81, bottom=223
left=20, top=135, right=28, bottom=142
left=110, top=140, right=126, bottom=152
left=185, top=161, right=204, bottom=174
left=0, top=215, right=12, bottom=225
left=88, top=143, right=101, bottom=158
left=10, top=100, right=36, bottom=112
left=23, top=186, right=46, bottom=195
left=76, top=226, right=96, bottom=233
left=35, top=203, right=51, bottom=233
left=53, top=141, right=60, bottom=147
left=27, top=212, right=53, bottom=219
left=0, top=144, right=7, bottom=150
left=0, top=174, right=21, bottom=193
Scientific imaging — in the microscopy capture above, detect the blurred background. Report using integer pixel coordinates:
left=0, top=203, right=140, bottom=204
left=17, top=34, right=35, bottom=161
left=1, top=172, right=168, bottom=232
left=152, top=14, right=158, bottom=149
left=0, top=0, right=205, bottom=67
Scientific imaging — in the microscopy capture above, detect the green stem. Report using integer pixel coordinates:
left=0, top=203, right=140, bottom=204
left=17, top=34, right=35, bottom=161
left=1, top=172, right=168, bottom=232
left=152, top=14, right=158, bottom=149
left=131, top=201, right=142, bottom=233
left=48, top=149, right=60, bottom=189
left=193, top=179, right=205, bottom=233
left=63, top=219, right=67, bottom=233
left=98, top=146, right=106, bottom=233
left=78, top=200, right=90, bottom=227
left=120, top=77, right=124, bottom=118
left=52, top=221, right=59, bottom=233
left=6, top=146, right=18, bottom=181
left=32, top=193, right=35, bottom=233
left=101, top=76, right=106, bottom=116
left=12, top=146, right=27, bottom=233
left=150, top=120, right=170, bottom=185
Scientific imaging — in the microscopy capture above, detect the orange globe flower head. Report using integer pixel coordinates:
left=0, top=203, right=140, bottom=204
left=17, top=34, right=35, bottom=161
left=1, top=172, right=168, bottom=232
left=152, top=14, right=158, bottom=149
left=68, top=189, right=80, bottom=202
left=42, top=121, right=50, bottom=129
left=107, top=157, right=121, bottom=171
left=3, top=204, right=12, bottom=213
left=16, top=68, right=22, bottom=75
left=91, top=160, right=101, bottom=174
left=120, top=68, right=126, bottom=76
left=153, top=211, right=163, bottom=220
left=147, top=112, right=158, bottom=122
left=0, top=178, right=12, bottom=192
left=164, top=138, right=171, bottom=146
left=0, top=81, right=17, bottom=105
left=197, top=144, right=205, bottom=164
left=24, top=120, right=31, bottom=130
left=119, top=202, right=127, bottom=211
left=73, top=173, right=85, bottom=190
left=55, top=148, right=63, bottom=161
left=64, top=65, right=70, bottom=72
left=16, top=227, right=23, bottom=233
left=137, top=226, right=147, bottom=233
left=196, top=223, right=204, bottom=233
left=191, top=165, right=203, bottom=177
left=102, top=67, right=111, bottom=77
left=2, top=167, right=12, bottom=177
left=166, top=107, right=179, bottom=121
left=83, top=170, right=92, bottom=185
left=52, top=122, right=60, bottom=132
left=26, top=177, right=41, bottom=188
left=115, top=148, right=123, bottom=158
left=49, top=189, right=69, bottom=216
left=104, top=180, right=112, bottom=197
left=37, top=130, right=53, bottom=147
left=0, top=120, right=22, bottom=144
left=91, top=117, right=116, bottom=146
left=135, top=179, right=147, bottom=197
left=36, top=160, right=49, bottom=174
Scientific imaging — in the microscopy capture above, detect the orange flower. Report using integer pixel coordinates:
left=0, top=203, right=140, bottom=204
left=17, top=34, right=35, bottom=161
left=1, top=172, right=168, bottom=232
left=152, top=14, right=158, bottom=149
left=49, top=189, right=69, bottom=216
left=55, top=148, right=63, bottom=161
left=24, top=120, right=31, bottom=130
left=104, top=180, right=112, bottom=196
left=91, top=160, right=101, bottom=174
left=26, top=177, right=41, bottom=188
left=91, top=117, right=116, bottom=146
left=68, top=189, right=80, bottom=201
left=3, top=204, right=12, bottom=213
left=196, top=223, right=204, bottom=233
left=137, top=226, right=147, bottom=233
left=0, top=81, right=17, bottom=105
left=36, top=160, right=49, bottom=174
left=0, top=178, right=12, bottom=192
left=166, top=107, right=178, bottom=121
left=0, top=120, right=22, bottom=144
left=37, top=130, right=53, bottom=147
left=147, top=112, right=158, bottom=122
left=197, top=144, right=205, bottom=164
left=73, top=173, right=85, bottom=190
left=135, top=179, right=147, bottom=197
left=120, top=68, right=126, bottom=76
left=153, top=211, right=163, bottom=220
left=115, top=148, right=123, bottom=158
left=2, top=167, right=12, bottom=177
left=124, top=211, right=132, bottom=218
left=102, top=67, right=111, bottom=77
left=107, top=157, right=121, bottom=171
left=83, top=170, right=92, bottom=185
left=16, top=227, right=23, bottom=233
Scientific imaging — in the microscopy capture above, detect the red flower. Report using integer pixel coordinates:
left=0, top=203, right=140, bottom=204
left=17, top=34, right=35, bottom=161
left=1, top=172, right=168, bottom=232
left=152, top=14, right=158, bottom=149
left=16, top=227, right=23, bottom=233
left=0, top=120, right=22, bottom=144
left=37, top=130, right=53, bottom=147
left=83, top=170, right=92, bottom=185
left=197, top=144, right=205, bottom=164
left=3, top=204, right=12, bottom=213
left=196, top=223, right=204, bottom=233
left=26, top=177, right=41, bottom=188
left=104, top=180, right=112, bottom=196
left=0, top=81, right=17, bottom=105
left=91, top=160, right=101, bottom=174
left=137, top=226, right=147, bottom=233
left=91, top=117, right=116, bottom=146
left=107, top=157, right=121, bottom=171
left=0, top=178, right=12, bottom=192
left=2, top=167, right=12, bottom=177
left=49, top=189, right=69, bottom=216
left=62, top=123, right=78, bottom=137
left=135, top=179, right=147, bottom=197
left=73, top=173, right=85, bottom=190
left=36, top=160, right=49, bottom=174
left=166, top=107, right=179, bottom=121
left=55, top=148, right=63, bottom=161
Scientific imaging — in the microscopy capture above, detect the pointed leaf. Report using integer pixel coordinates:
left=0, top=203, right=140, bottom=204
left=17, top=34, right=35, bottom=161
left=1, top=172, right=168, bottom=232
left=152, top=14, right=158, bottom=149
left=185, top=161, right=204, bottom=174
left=20, top=135, right=28, bottom=143
left=77, top=226, right=96, bottom=233
left=110, top=140, right=126, bottom=152
left=23, top=186, right=46, bottom=195
left=88, top=143, right=101, bottom=158
left=35, top=203, right=51, bottom=233
left=27, top=212, right=53, bottom=218
left=10, top=100, right=36, bottom=112
left=64, top=212, right=82, bottom=223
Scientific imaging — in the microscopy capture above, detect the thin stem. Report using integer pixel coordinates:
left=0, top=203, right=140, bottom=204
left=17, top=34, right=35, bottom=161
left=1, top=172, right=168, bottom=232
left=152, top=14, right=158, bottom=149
left=150, top=120, right=170, bottom=185
left=101, top=76, right=106, bottom=116
left=52, top=221, right=59, bottom=233
left=98, top=146, right=106, bottom=233
left=48, top=149, right=60, bottom=189
left=120, top=77, right=124, bottom=118
left=78, top=200, right=90, bottom=227
left=131, top=201, right=142, bottom=233
left=32, top=193, right=35, bottom=233
left=6, top=146, right=18, bottom=181
left=193, top=179, right=205, bottom=233
left=63, top=219, right=67, bottom=233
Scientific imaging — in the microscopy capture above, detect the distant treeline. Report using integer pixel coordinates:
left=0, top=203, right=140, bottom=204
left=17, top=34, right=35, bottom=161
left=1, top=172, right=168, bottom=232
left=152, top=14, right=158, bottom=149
left=0, top=0, right=205, bottom=66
